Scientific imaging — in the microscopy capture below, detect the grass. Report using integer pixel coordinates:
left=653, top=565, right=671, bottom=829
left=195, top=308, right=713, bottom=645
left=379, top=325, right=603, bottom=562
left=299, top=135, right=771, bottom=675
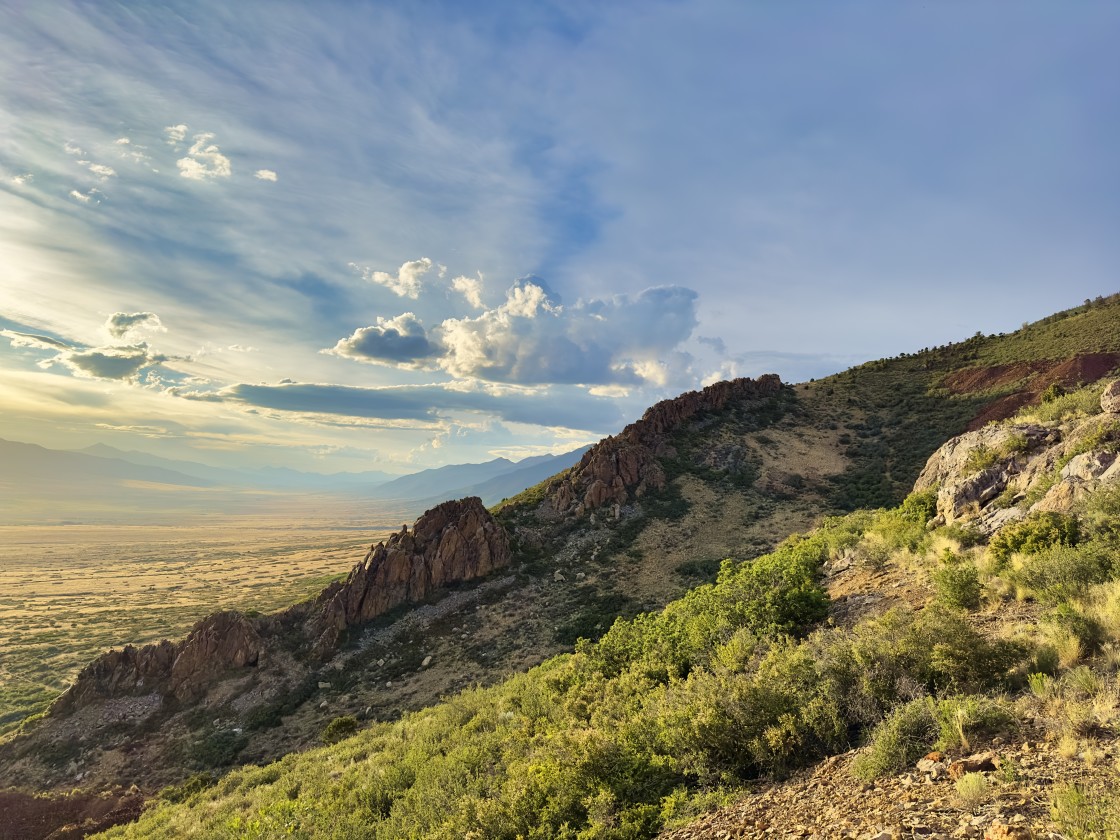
left=0, top=523, right=393, bottom=736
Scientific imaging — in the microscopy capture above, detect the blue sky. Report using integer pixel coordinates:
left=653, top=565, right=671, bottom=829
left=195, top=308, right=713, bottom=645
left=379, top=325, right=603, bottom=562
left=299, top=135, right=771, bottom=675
left=1, top=1, right=1118, bottom=473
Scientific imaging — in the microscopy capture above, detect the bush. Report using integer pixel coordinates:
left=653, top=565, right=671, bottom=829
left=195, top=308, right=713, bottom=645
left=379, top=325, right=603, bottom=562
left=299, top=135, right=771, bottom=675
left=850, top=698, right=936, bottom=781
left=1051, top=783, right=1120, bottom=839
left=955, top=772, right=989, bottom=809
left=931, top=695, right=1016, bottom=752
left=899, top=489, right=938, bottom=524
left=932, top=553, right=982, bottom=610
left=1012, top=541, right=1115, bottom=603
left=189, top=729, right=248, bottom=768
left=989, top=512, right=1081, bottom=565
left=322, top=715, right=360, bottom=745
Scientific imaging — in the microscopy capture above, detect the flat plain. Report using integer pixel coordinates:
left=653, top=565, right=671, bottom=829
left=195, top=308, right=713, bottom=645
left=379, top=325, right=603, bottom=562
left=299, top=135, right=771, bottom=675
left=0, top=497, right=415, bottom=735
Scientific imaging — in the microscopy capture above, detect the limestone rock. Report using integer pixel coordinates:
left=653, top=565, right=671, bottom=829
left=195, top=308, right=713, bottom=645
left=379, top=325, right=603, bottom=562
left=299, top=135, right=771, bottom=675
left=311, top=497, right=511, bottom=657
left=1101, top=379, right=1120, bottom=413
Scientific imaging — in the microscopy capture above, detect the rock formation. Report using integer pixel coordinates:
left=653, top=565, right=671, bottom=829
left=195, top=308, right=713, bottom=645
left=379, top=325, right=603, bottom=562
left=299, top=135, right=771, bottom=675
left=544, top=375, right=783, bottom=516
left=309, top=496, right=511, bottom=656
left=1103, top=379, right=1120, bottom=414
left=51, top=611, right=263, bottom=714
left=51, top=497, right=511, bottom=714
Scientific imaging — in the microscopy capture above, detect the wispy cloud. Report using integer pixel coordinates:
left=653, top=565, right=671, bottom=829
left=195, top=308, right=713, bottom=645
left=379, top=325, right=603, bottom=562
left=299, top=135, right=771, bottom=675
left=254, top=169, right=277, bottom=182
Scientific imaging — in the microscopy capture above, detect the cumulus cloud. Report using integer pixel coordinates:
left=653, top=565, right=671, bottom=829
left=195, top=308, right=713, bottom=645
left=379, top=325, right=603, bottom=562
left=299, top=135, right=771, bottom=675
left=435, top=279, right=699, bottom=386
left=324, top=312, right=437, bottom=367
left=105, top=311, right=165, bottom=339
left=351, top=257, right=434, bottom=299
left=451, top=274, right=485, bottom=309
left=164, top=124, right=188, bottom=145
left=69, top=189, right=91, bottom=203
left=87, top=163, right=116, bottom=179
left=48, top=343, right=168, bottom=381
left=254, top=169, right=278, bottom=181
left=177, top=133, right=232, bottom=180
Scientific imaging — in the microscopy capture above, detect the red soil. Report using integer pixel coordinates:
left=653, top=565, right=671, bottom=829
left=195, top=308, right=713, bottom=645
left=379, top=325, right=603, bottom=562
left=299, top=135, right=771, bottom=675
left=0, top=789, right=145, bottom=840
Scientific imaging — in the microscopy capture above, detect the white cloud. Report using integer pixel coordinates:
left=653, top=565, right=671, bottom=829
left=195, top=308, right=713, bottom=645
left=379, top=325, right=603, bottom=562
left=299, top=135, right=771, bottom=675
left=324, top=312, right=437, bottom=368
left=46, top=342, right=169, bottom=381
left=435, top=279, right=699, bottom=387
left=451, top=274, right=485, bottom=309
left=254, top=169, right=278, bottom=182
left=352, top=257, right=434, bottom=299
left=69, top=189, right=91, bottom=203
left=63, top=142, right=84, bottom=156
left=87, top=163, right=116, bottom=179
left=164, top=124, right=188, bottom=145
left=105, top=311, right=165, bottom=339
left=1, top=330, right=74, bottom=351
left=11, top=173, right=33, bottom=185
left=177, top=133, right=232, bottom=180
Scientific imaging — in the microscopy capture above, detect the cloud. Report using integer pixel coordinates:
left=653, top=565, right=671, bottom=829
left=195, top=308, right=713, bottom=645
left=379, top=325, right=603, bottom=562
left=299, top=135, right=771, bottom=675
left=176, top=380, right=626, bottom=433
left=324, top=312, right=438, bottom=367
left=1, top=330, right=75, bottom=350
left=177, top=133, right=232, bottom=180
left=351, top=257, right=434, bottom=299
left=63, top=142, right=84, bottom=156
left=95, top=422, right=169, bottom=436
left=435, top=279, right=699, bottom=386
left=105, top=311, right=165, bottom=339
left=164, top=124, right=188, bottom=145
left=87, top=163, right=116, bottom=179
left=69, top=189, right=92, bottom=203
left=254, top=169, right=278, bottom=182
left=48, top=343, right=169, bottom=381
left=451, top=274, right=485, bottom=309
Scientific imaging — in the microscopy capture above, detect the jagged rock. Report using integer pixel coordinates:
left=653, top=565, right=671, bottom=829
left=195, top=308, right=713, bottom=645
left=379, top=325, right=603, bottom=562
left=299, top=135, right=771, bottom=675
left=1101, top=379, right=1120, bottom=413
left=546, top=375, right=782, bottom=516
left=1060, top=450, right=1116, bottom=480
left=51, top=611, right=262, bottom=714
left=310, top=497, right=510, bottom=657
left=168, top=611, right=263, bottom=702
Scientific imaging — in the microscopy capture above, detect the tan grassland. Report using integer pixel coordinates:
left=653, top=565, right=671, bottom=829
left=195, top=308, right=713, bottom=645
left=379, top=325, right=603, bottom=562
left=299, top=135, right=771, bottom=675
left=0, top=501, right=413, bottom=735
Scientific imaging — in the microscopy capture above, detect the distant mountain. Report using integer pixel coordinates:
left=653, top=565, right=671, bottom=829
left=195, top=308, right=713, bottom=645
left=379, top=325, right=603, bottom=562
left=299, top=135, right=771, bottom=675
left=76, top=443, right=396, bottom=490
left=1, top=439, right=215, bottom=490
left=416, top=445, right=593, bottom=507
left=369, top=447, right=591, bottom=504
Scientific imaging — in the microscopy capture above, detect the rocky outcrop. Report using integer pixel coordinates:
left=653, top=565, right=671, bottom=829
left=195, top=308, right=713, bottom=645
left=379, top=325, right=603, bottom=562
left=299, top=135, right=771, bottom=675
left=1102, top=379, right=1120, bottom=414
left=544, top=375, right=783, bottom=516
left=310, top=497, right=510, bottom=657
left=915, top=391, right=1120, bottom=530
left=51, top=611, right=263, bottom=714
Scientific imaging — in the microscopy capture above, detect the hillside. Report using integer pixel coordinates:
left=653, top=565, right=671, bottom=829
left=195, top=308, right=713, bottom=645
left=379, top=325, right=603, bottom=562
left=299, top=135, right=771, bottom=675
left=2, top=294, right=1120, bottom=838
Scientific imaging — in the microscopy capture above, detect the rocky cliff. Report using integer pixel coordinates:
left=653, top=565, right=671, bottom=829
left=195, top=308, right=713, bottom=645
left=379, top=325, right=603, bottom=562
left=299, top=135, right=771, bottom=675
left=543, top=375, right=783, bottom=516
left=309, top=496, right=511, bottom=656
left=49, top=497, right=509, bottom=716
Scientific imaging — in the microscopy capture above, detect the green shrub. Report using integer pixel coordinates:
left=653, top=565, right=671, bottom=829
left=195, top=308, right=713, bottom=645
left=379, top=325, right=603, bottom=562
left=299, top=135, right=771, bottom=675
left=932, top=553, right=982, bottom=610
left=931, top=695, right=1016, bottom=752
left=1051, top=783, right=1120, bottom=839
left=989, top=512, right=1080, bottom=565
left=850, top=698, right=936, bottom=781
left=322, top=715, right=360, bottom=745
left=189, top=729, right=248, bottom=768
left=899, top=489, right=938, bottom=524
left=955, top=772, right=989, bottom=809
left=1012, top=541, right=1115, bottom=603
left=158, top=771, right=215, bottom=804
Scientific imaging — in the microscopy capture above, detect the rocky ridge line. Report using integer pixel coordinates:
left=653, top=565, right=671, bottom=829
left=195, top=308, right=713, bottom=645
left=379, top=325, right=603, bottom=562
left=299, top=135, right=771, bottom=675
left=544, top=375, right=783, bottom=516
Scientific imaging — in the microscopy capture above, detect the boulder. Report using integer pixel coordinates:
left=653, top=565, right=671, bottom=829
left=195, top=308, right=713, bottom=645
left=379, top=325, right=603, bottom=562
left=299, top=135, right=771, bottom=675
left=1101, top=379, right=1120, bottom=414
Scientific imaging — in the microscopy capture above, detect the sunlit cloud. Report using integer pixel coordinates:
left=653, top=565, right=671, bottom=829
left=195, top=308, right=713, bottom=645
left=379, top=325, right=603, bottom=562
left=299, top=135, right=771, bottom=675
left=105, top=311, right=165, bottom=339
left=351, top=257, right=433, bottom=299
left=177, top=132, right=231, bottom=180
left=254, top=169, right=278, bottom=182
left=451, top=274, right=485, bottom=309
left=324, top=312, right=438, bottom=368
left=163, top=124, right=188, bottom=145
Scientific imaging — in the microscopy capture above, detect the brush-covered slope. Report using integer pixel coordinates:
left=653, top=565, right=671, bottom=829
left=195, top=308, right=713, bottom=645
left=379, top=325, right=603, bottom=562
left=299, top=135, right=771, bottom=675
left=6, top=294, right=1120, bottom=838
left=93, top=376, right=1120, bottom=839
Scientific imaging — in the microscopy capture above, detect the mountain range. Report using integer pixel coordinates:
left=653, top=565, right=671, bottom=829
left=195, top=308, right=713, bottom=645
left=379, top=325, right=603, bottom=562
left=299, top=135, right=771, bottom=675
left=3, top=294, right=1120, bottom=838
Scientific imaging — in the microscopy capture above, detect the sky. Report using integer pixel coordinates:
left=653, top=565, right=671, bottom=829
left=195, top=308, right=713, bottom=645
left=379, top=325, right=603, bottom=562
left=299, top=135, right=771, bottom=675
left=1, top=1, right=1118, bottom=475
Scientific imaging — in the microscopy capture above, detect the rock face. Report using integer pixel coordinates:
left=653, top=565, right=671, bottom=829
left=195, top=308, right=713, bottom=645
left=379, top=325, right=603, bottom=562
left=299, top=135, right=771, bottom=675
left=545, top=375, right=783, bottom=516
left=1102, top=379, right=1120, bottom=414
left=914, top=389, right=1120, bottom=531
left=310, top=496, right=511, bottom=656
left=51, top=611, right=263, bottom=714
